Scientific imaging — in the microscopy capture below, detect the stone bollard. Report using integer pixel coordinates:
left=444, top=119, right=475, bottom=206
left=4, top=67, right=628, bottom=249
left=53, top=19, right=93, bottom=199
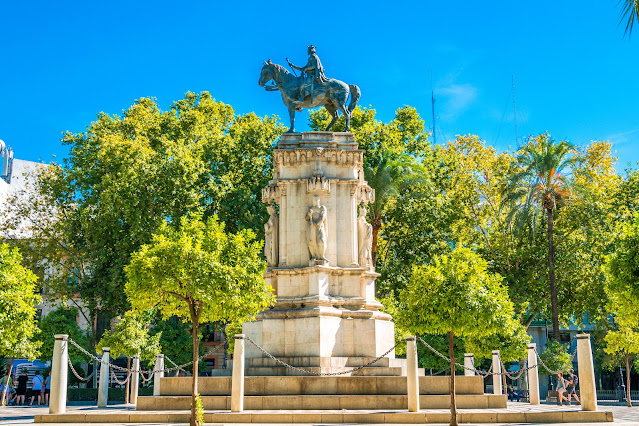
left=492, top=350, right=502, bottom=395
left=527, top=343, right=540, bottom=404
left=231, top=334, right=245, bottom=412
left=97, top=347, right=110, bottom=408
left=153, top=354, right=164, bottom=396
left=49, top=334, right=69, bottom=414
left=130, top=356, right=140, bottom=406
left=464, top=353, right=475, bottom=377
left=406, top=337, right=420, bottom=412
left=576, top=334, right=598, bottom=411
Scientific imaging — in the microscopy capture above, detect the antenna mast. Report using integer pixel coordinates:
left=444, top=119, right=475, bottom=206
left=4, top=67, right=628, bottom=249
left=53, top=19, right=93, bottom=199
left=512, top=75, right=519, bottom=145
left=431, top=71, right=436, bottom=144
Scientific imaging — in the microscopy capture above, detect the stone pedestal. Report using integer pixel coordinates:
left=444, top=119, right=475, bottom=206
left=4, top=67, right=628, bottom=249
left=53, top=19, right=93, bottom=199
left=243, top=132, right=398, bottom=375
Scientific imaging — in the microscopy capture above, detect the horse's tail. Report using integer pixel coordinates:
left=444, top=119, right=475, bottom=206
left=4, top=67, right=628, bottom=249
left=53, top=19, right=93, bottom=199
left=347, top=84, right=361, bottom=115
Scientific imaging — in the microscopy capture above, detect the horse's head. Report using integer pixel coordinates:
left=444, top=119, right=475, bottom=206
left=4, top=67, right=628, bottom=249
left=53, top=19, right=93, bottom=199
left=259, top=59, right=275, bottom=87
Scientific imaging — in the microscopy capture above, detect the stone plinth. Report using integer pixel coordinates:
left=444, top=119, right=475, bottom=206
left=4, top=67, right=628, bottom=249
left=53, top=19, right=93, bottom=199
left=244, top=132, right=396, bottom=374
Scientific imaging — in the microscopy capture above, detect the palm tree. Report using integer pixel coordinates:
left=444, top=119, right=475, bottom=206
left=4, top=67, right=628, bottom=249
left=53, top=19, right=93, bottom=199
left=510, top=134, right=575, bottom=342
left=364, top=150, right=424, bottom=266
left=618, top=0, right=639, bottom=37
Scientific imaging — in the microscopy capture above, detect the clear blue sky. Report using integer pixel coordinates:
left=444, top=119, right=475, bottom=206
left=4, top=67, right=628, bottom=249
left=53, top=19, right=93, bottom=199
left=1, top=1, right=637, bottom=172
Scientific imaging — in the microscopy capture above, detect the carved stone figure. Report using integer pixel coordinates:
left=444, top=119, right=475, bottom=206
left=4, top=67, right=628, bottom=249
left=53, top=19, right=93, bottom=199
left=264, top=205, right=279, bottom=267
left=258, top=46, right=361, bottom=133
left=306, top=195, right=328, bottom=263
left=358, top=206, right=373, bottom=267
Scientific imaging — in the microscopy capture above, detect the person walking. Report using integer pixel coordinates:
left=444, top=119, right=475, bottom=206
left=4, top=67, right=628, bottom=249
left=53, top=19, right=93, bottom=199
left=566, top=369, right=580, bottom=405
left=29, top=370, right=44, bottom=406
left=43, top=371, right=51, bottom=405
left=556, top=372, right=568, bottom=406
left=15, top=370, right=28, bottom=405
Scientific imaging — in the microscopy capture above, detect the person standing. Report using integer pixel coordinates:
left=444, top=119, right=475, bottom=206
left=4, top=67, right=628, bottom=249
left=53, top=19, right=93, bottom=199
left=29, top=370, right=43, bottom=406
left=43, top=371, right=51, bottom=405
left=566, top=369, right=580, bottom=405
left=15, top=370, right=28, bottom=405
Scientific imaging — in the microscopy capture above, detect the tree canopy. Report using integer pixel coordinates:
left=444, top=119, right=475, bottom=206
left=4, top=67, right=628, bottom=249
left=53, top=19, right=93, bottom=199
left=0, top=244, right=41, bottom=361
left=125, top=213, right=274, bottom=426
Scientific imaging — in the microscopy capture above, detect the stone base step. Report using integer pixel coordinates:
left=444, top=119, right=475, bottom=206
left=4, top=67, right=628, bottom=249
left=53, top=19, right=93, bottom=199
left=245, top=366, right=424, bottom=376
left=159, top=375, right=484, bottom=396
left=34, top=409, right=614, bottom=424
left=137, top=394, right=507, bottom=410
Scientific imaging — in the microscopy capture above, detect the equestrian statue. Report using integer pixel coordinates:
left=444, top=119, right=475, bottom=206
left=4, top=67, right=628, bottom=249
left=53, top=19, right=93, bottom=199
left=259, top=45, right=361, bottom=133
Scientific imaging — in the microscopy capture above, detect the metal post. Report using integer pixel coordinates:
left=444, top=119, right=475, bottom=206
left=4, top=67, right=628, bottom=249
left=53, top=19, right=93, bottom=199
left=492, top=350, right=502, bottom=395
left=153, top=354, right=164, bottom=396
left=406, top=337, right=420, bottom=412
left=97, top=347, right=110, bottom=408
left=49, top=334, right=69, bottom=414
left=130, top=356, right=139, bottom=406
left=231, top=334, right=245, bottom=412
left=527, top=343, right=540, bottom=404
left=576, top=334, right=598, bottom=411
left=464, top=353, right=475, bottom=377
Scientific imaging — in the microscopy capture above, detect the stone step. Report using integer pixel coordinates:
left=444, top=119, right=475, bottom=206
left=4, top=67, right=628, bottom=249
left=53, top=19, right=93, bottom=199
left=34, top=409, right=615, bottom=424
left=159, top=375, right=484, bottom=396
left=247, top=356, right=407, bottom=368
left=137, top=394, right=508, bottom=410
left=245, top=366, right=420, bottom=376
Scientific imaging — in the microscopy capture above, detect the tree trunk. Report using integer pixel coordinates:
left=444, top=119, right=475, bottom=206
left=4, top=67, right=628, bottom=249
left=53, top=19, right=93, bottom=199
left=190, top=311, right=200, bottom=426
left=125, top=357, right=130, bottom=405
left=547, top=207, right=561, bottom=342
left=626, top=355, right=632, bottom=408
left=1, top=358, right=14, bottom=406
left=502, top=361, right=508, bottom=395
left=448, top=331, right=458, bottom=426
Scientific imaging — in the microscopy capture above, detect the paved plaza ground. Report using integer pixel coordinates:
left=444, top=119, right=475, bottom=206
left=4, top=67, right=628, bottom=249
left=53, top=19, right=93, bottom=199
left=1, top=402, right=638, bottom=426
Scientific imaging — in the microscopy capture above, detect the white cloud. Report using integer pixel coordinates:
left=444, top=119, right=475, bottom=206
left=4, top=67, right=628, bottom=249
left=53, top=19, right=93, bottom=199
left=438, top=83, right=478, bottom=119
left=605, top=128, right=639, bottom=148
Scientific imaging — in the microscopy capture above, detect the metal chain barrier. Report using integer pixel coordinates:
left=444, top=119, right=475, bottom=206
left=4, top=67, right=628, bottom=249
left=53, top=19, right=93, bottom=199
left=416, top=336, right=493, bottom=377
left=67, top=357, right=95, bottom=382
left=67, top=337, right=227, bottom=375
left=535, top=347, right=578, bottom=375
left=243, top=335, right=399, bottom=376
left=110, top=369, right=131, bottom=386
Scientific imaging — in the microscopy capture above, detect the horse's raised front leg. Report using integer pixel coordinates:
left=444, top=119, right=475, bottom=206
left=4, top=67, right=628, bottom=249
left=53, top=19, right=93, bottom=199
left=287, top=102, right=296, bottom=133
left=325, top=104, right=339, bottom=131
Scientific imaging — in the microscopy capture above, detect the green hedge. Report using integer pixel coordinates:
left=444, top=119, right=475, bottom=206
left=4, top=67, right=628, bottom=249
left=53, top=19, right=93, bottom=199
left=66, top=386, right=154, bottom=401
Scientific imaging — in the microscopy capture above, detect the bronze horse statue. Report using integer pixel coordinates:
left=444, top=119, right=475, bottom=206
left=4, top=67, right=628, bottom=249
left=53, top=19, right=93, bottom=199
left=259, top=60, right=360, bottom=133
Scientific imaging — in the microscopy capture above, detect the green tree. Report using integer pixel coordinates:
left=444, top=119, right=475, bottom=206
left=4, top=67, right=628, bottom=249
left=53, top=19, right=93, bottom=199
left=604, top=213, right=639, bottom=406
left=396, top=247, right=516, bottom=426
left=36, top=306, right=89, bottom=362
left=150, top=316, right=201, bottom=370
left=364, top=151, right=424, bottom=266
left=0, top=92, right=283, bottom=348
left=96, top=309, right=161, bottom=404
left=0, top=244, right=41, bottom=405
left=618, top=0, right=639, bottom=37
left=509, top=134, right=575, bottom=341
left=125, top=213, right=274, bottom=426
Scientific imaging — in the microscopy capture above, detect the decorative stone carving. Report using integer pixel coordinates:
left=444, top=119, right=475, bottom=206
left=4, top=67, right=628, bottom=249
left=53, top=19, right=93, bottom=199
left=264, top=205, right=279, bottom=267
left=357, top=185, right=375, bottom=204
left=358, top=206, right=373, bottom=268
left=307, top=175, right=330, bottom=194
left=306, top=195, right=328, bottom=265
left=262, top=184, right=280, bottom=204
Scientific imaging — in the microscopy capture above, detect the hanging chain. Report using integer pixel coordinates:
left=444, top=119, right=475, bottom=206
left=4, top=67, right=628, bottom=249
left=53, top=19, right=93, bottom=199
left=243, top=335, right=399, bottom=376
left=535, top=347, right=578, bottom=375
left=67, top=337, right=227, bottom=375
left=110, top=369, right=131, bottom=386
left=67, top=357, right=95, bottom=382
left=416, top=336, right=493, bottom=377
